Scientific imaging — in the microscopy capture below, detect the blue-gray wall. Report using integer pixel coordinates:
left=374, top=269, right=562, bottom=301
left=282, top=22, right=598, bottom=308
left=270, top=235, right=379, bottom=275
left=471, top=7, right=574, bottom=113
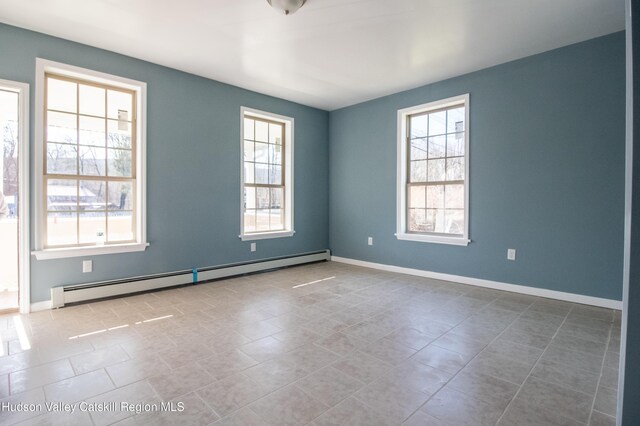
left=621, top=1, right=639, bottom=422
left=0, top=22, right=626, bottom=304
left=0, top=23, right=330, bottom=303
left=329, top=32, right=626, bottom=301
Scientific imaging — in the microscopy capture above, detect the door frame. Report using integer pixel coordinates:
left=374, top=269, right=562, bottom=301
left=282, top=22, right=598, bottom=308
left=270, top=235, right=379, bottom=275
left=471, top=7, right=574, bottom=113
left=0, top=79, right=30, bottom=314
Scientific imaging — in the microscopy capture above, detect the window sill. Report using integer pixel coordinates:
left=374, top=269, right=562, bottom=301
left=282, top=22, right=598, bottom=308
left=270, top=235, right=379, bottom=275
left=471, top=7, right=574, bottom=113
left=32, top=242, right=149, bottom=260
left=395, top=233, right=470, bottom=246
left=239, top=231, right=295, bottom=241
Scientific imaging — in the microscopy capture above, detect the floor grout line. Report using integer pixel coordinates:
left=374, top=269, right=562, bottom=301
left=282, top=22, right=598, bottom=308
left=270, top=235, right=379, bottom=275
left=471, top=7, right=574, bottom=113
left=586, top=317, right=615, bottom=425
left=0, top=264, right=621, bottom=426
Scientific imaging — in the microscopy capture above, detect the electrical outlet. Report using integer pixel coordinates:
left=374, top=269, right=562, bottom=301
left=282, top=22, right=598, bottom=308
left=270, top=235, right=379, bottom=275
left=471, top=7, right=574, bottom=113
left=507, top=249, right=516, bottom=261
left=250, top=242, right=256, bottom=252
left=82, top=260, right=93, bottom=273
left=368, top=237, right=373, bottom=246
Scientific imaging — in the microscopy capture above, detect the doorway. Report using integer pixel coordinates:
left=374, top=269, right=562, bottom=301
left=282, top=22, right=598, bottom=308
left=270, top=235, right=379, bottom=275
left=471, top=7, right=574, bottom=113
left=0, top=79, right=29, bottom=314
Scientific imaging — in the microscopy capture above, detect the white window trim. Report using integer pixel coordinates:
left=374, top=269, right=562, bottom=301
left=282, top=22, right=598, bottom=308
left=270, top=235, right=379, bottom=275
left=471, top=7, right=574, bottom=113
left=0, top=79, right=31, bottom=312
left=32, top=58, right=148, bottom=260
left=239, top=106, right=295, bottom=242
left=396, top=93, right=470, bottom=246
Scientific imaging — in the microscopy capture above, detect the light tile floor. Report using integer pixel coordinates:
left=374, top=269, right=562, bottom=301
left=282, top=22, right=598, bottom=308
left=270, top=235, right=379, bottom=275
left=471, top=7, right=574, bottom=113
left=0, top=261, right=621, bottom=425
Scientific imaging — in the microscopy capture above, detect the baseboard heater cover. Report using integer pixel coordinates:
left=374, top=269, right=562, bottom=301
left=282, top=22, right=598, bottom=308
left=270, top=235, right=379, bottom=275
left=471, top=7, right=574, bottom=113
left=50, top=250, right=330, bottom=308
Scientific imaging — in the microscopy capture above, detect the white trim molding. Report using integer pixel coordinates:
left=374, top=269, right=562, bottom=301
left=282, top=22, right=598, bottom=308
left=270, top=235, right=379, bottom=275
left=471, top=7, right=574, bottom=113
left=33, top=242, right=149, bottom=260
left=239, top=106, right=295, bottom=241
left=618, top=0, right=633, bottom=421
left=34, top=58, right=148, bottom=259
left=0, top=78, right=31, bottom=314
left=30, top=300, right=52, bottom=312
left=331, top=256, right=623, bottom=310
left=396, top=94, right=470, bottom=246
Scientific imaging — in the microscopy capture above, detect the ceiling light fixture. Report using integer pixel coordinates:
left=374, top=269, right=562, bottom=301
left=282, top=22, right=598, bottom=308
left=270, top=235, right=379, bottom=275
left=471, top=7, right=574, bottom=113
left=266, top=0, right=307, bottom=15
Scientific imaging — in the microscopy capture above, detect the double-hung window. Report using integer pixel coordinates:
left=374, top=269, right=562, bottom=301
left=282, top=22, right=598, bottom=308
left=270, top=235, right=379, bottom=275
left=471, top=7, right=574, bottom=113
left=34, top=59, right=147, bottom=259
left=240, top=107, right=294, bottom=240
left=397, top=94, right=469, bottom=246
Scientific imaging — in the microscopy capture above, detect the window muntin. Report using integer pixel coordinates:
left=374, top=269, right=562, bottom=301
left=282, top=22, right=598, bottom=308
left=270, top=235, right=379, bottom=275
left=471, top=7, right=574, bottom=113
left=44, top=74, right=137, bottom=248
left=397, top=94, right=469, bottom=245
left=240, top=107, right=294, bottom=241
left=243, top=115, right=285, bottom=234
left=407, top=104, right=465, bottom=235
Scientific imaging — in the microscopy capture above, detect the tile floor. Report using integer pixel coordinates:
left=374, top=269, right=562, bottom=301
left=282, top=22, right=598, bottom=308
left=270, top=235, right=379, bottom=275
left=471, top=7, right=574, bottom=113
left=0, top=261, right=621, bottom=425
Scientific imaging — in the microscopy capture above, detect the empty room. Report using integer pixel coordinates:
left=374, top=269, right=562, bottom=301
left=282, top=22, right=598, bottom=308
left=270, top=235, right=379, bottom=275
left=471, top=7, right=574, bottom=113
left=1, top=0, right=639, bottom=425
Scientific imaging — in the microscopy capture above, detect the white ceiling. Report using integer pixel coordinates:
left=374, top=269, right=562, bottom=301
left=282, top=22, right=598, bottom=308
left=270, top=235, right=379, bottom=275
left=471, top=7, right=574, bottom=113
left=0, top=0, right=625, bottom=110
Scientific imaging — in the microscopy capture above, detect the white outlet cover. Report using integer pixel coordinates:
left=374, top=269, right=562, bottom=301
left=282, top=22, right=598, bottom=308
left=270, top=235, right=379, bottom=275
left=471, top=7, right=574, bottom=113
left=82, top=260, right=93, bottom=273
left=507, top=249, right=516, bottom=260
left=251, top=243, right=256, bottom=252
left=368, top=237, right=373, bottom=246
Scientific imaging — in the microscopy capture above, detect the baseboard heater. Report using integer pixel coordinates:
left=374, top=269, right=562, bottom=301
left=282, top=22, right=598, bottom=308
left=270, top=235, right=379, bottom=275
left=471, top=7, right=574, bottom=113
left=50, top=249, right=331, bottom=308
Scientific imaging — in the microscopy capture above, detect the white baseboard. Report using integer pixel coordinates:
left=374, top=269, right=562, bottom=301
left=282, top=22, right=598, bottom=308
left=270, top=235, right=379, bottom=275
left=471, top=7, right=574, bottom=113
left=331, top=256, right=623, bottom=310
left=30, top=300, right=52, bottom=312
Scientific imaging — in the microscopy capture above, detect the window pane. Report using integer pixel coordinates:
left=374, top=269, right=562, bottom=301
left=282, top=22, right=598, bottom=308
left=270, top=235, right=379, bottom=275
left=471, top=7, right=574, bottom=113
left=268, top=143, right=282, bottom=165
left=108, top=181, right=133, bottom=210
left=255, top=209, right=270, bottom=231
left=79, top=212, right=106, bottom=244
left=244, top=162, right=255, bottom=184
left=79, top=84, right=105, bottom=117
left=410, top=138, right=427, bottom=161
left=47, top=179, right=78, bottom=211
left=47, top=78, right=77, bottom=113
left=80, top=180, right=106, bottom=210
left=409, top=185, right=426, bottom=209
left=107, top=119, right=132, bottom=149
left=404, top=102, right=467, bottom=238
left=428, top=111, right=446, bottom=136
left=410, top=115, right=427, bottom=139
left=445, top=209, right=464, bottom=235
left=47, top=212, right=77, bottom=246
left=428, top=135, right=446, bottom=159
left=107, top=148, right=132, bottom=177
left=79, top=116, right=106, bottom=147
left=269, top=123, right=283, bottom=145
left=270, top=209, right=284, bottom=230
left=47, top=111, right=77, bottom=144
left=446, top=157, right=465, bottom=181
left=47, top=143, right=77, bottom=175
left=427, top=159, right=445, bottom=182
left=255, top=142, right=268, bottom=163
left=426, top=185, right=445, bottom=209
left=408, top=208, right=426, bottom=232
left=244, top=140, right=255, bottom=162
left=256, top=187, right=269, bottom=209
left=270, top=188, right=283, bottom=209
left=79, top=146, right=106, bottom=176
left=255, top=120, right=268, bottom=142
left=410, top=160, right=426, bottom=182
left=255, top=163, right=269, bottom=184
left=426, top=208, right=446, bottom=233
left=244, top=118, right=255, bottom=141
left=244, top=187, right=256, bottom=209
left=107, top=90, right=132, bottom=121
left=445, top=184, right=465, bottom=209
left=244, top=209, right=256, bottom=233
left=447, top=107, right=465, bottom=133
left=269, top=165, right=282, bottom=185
left=447, top=133, right=464, bottom=157
left=108, top=211, right=134, bottom=242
